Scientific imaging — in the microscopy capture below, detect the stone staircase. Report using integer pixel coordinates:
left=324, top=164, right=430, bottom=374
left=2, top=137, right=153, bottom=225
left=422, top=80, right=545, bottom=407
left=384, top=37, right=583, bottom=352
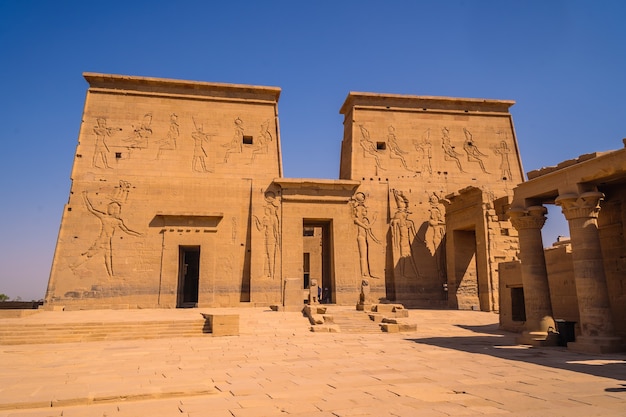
left=0, top=307, right=314, bottom=345
left=324, top=309, right=384, bottom=334
left=304, top=304, right=418, bottom=334
left=0, top=319, right=210, bottom=345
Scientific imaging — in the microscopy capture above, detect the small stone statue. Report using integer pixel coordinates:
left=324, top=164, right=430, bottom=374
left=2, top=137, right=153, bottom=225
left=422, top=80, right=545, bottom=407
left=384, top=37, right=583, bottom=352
left=309, top=279, right=319, bottom=304
left=359, top=278, right=370, bottom=304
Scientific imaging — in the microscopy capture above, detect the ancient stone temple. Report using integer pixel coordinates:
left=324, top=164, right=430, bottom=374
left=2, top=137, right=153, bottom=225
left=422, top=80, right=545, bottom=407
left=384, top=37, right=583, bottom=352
left=45, top=73, right=523, bottom=310
left=501, top=143, right=626, bottom=353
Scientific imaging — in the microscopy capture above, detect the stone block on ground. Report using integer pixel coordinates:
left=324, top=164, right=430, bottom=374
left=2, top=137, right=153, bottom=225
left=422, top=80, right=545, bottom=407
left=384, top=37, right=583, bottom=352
left=372, top=303, right=405, bottom=313
left=202, top=314, right=239, bottom=336
left=380, top=323, right=399, bottom=333
left=368, top=313, right=383, bottom=323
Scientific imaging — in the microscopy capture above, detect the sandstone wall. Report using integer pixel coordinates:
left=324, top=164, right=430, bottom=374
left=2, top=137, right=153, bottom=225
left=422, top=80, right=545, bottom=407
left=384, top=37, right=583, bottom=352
left=46, top=74, right=281, bottom=309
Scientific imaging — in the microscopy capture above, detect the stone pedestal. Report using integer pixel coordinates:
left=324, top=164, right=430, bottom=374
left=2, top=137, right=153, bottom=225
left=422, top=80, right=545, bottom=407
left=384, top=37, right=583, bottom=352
left=282, top=277, right=305, bottom=312
left=556, top=192, right=624, bottom=353
left=203, top=314, right=239, bottom=336
left=509, top=206, right=557, bottom=346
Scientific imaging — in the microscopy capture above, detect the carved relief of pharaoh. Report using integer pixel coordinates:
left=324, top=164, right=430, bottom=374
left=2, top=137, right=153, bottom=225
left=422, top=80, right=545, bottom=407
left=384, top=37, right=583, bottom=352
left=390, top=189, right=420, bottom=278
left=254, top=191, right=280, bottom=279
left=70, top=182, right=142, bottom=277
left=462, top=128, right=489, bottom=174
left=350, top=192, right=381, bottom=279
left=425, top=192, right=446, bottom=281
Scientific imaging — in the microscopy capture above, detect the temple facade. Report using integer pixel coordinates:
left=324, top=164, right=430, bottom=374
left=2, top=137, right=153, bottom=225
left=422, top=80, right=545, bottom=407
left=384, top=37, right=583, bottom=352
left=46, top=73, right=524, bottom=310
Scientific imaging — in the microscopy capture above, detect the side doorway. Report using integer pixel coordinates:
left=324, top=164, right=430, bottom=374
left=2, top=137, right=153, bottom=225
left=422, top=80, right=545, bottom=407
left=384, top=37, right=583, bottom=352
left=178, top=246, right=200, bottom=308
left=303, top=220, right=334, bottom=304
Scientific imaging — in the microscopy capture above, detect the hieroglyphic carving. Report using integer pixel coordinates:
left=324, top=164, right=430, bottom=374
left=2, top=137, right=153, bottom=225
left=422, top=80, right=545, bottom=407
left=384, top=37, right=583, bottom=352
left=441, top=127, right=465, bottom=173
left=390, top=189, right=420, bottom=278
left=250, top=119, right=273, bottom=163
left=413, top=128, right=433, bottom=175
left=70, top=189, right=142, bottom=276
left=222, top=117, right=244, bottom=162
left=191, top=117, right=214, bottom=173
left=254, top=191, right=280, bottom=279
left=231, top=217, right=237, bottom=243
left=426, top=192, right=446, bottom=281
left=155, top=113, right=179, bottom=159
left=491, top=133, right=512, bottom=180
left=123, top=113, right=153, bottom=149
left=462, top=128, right=489, bottom=174
left=358, top=125, right=385, bottom=170
left=386, top=125, right=412, bottom=172
left=350, top=192, right=381, bottom=278
left=112, top=180, right=132, bottom=203
left=92, top=118, right=121, bottom=169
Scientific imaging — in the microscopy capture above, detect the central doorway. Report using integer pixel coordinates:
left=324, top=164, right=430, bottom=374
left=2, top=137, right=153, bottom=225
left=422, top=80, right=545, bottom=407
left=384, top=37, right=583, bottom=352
left=178, top=246, right=200, bottom=308
left=303, top=220, right=333, bottom=304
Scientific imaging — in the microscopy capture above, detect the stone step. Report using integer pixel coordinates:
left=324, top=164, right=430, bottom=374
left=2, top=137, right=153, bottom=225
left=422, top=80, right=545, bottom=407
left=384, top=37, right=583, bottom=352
left=0, top=319, right=209, bottom=345
left=0, top=310, right=313, bottom=345
left=324, top=309, right=383, bottom=334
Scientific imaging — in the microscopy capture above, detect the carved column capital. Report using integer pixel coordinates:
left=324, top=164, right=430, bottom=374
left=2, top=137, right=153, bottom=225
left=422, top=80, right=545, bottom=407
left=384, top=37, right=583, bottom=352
left=508, top=205, right=547, bottom=231
left=555, top=191, right=604, bottom=221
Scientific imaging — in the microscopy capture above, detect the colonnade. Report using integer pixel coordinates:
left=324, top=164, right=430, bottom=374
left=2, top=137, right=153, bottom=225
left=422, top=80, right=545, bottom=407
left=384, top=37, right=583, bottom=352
left=509, top=191, right=623, bottom=353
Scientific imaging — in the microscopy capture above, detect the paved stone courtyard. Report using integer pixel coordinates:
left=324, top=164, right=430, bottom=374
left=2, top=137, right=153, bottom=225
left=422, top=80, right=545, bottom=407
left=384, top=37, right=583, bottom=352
left=1, top=308, right=625, bottom=416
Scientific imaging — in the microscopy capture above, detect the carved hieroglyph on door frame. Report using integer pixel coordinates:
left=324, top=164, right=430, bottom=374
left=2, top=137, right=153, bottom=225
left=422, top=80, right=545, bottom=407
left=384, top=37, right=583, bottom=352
left=254, top=190, right=280, bottom=279
left=350, top=191, right=381, bottom=279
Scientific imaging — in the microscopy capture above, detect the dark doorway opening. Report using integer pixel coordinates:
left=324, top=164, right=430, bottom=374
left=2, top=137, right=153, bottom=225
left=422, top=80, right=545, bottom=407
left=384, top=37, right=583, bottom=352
left=303, top=220, right=333, bottom=304
left=511, top=287, right=526, bottom=322
left=452, top=229, right=480, bottom=310
left=178, top=246, right=200, bottom=308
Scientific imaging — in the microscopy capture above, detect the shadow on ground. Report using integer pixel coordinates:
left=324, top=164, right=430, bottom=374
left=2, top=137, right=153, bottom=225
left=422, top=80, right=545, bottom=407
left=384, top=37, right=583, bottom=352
left=406, top=323, right=626, bottom=391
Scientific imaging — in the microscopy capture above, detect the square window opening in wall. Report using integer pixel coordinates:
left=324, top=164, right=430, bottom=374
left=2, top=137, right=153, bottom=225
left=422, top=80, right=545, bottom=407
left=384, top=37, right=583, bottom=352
left=376, top=142, right=386, bottom=150
left=243, top=135, right=253, bottom=145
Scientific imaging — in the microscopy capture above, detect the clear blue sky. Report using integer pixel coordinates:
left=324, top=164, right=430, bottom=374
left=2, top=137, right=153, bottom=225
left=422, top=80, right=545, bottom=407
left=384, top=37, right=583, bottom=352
left=1, top=1, right=625, bottom=300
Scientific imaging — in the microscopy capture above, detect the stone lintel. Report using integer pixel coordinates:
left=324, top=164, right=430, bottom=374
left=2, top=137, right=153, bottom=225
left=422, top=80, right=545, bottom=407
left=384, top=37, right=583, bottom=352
left=84, top=72, right=281, bottom=103
left=527, top=151, right=614, bottom=180
left=340, top=92, right=515, bottom=115
left=150, top=213, right=223, bottom=229
left=514, top=143, right=626, bottom=208
left=274, top=178, right=360, bottom=202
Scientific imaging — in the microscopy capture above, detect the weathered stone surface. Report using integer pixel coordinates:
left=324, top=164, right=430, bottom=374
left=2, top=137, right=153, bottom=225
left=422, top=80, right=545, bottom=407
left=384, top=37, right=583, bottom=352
left=203, top=314, right=239, bottom=336
left=46, top=73, right=524, bottom=313
left=507, top=141, right=626, bottom=353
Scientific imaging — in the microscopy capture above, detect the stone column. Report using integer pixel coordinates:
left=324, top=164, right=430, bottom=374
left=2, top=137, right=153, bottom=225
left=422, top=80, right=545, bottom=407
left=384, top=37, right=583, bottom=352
left=509, top=206, right=557, bottom=346
left=555, top=191, right=623, bottom=353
